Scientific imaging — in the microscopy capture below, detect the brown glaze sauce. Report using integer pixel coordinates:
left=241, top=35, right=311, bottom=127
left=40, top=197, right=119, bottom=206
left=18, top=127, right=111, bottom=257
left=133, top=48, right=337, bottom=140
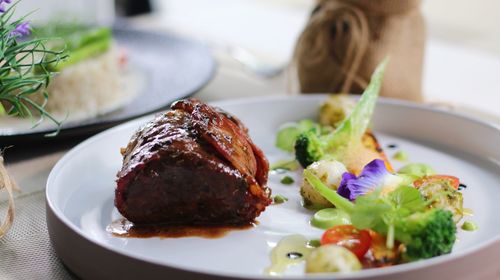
left=107, top=218, right=256, bottom=239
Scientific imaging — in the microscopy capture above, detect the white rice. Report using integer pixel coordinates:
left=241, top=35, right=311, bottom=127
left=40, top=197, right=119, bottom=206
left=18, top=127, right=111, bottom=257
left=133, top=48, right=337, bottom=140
left=37, top=45, right=142, bottom=122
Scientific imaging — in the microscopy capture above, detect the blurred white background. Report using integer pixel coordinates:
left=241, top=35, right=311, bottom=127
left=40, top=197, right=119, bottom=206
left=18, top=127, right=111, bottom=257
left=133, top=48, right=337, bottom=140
left=145, top=0, right=500, bottom=57
left=16, top=0, right=500, bottom=55
left=13, top=0, right=500, bottom=121
left=14, top=0, right=115, bottom=24
left=423, top=0, right=500, bottom=55
left=138, top=0, right=500, bottom=121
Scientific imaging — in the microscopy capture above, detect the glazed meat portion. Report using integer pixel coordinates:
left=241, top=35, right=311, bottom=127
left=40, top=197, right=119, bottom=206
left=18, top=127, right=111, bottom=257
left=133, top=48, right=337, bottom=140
left=115, top=99, right=271, bottom=226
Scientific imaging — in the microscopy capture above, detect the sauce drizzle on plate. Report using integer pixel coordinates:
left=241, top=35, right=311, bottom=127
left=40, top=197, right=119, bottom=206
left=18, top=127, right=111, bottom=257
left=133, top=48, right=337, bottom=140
left=107, top=218, right=255, bottom=239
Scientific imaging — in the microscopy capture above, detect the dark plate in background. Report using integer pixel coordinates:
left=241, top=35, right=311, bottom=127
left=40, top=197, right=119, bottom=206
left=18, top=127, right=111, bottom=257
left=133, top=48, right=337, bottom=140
left=0, top=27, right=216, bottom=146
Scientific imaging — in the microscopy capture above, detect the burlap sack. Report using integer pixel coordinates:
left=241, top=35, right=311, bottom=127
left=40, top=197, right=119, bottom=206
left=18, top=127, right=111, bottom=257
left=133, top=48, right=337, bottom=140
left=294, top=0, right=425, bottom=101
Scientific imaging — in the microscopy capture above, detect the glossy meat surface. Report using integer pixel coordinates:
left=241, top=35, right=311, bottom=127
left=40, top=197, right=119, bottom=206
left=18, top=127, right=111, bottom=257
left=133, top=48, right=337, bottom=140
left=115, top=99, right=271, bottom=225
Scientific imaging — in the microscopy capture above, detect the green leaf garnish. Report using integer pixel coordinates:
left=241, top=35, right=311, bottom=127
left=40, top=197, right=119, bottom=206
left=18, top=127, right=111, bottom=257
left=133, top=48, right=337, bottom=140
left=0, top=2, right=68, bottom=132
left=326, top=57, right=388, bottom=153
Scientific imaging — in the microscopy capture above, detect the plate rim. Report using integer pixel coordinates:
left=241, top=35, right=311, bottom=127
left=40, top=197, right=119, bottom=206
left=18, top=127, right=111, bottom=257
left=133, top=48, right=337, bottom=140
left=46, top=94, right=500, bottom=279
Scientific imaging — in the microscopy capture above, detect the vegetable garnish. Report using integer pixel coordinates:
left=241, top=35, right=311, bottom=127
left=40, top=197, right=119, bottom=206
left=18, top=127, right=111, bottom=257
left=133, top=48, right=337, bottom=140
left=294, top=58, right=388, bottom=168
left=398, top=163, right=436, bottom=180
left=268, top=58, right=470, bottom=274
left=303, top=169, right=354, bottom=213
left=414, top=175, right=460, bottom=190
left=34, top=24, right=112, bottom=71
left=337, top=159, right=402, bottom=201
left=320, top=225, right=372, bottom=260
left=319, top=95, right=355, bottom=128
left=416, top=175, right=464, bottom=223
left=0, top=1, right=67, bottom=129
left=367, top=230, right=399, bottom=266
left=304, top=169, right=457, bottom=260
left=326, top=58, right=388, bottom=151
left=276, top=119, right=323, bottom=152
left=306, top=244, right=362, bottom=273
left=300, top=159, right=348, bottom=209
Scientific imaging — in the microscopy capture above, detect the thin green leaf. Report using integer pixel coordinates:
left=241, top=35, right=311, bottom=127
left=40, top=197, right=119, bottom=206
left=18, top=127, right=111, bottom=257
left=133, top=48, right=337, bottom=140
left=326, top=58, right=389, bottom=151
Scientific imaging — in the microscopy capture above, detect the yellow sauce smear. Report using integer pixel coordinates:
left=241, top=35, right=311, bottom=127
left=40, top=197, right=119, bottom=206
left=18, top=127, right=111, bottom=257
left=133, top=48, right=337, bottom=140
left=264, top=234, right=314, bottom=276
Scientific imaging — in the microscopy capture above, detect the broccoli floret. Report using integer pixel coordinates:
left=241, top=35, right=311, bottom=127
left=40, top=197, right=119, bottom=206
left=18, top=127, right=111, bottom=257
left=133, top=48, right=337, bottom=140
left=395, top=209, right=456, bottom=261
left=294, top=130, right=325, bottom=168
left=275, top=119, right=321, bottom=152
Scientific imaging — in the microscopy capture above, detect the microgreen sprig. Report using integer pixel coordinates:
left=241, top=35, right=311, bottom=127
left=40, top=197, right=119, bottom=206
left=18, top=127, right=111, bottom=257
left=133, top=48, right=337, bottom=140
left=304, top=169, right=427, bottom=249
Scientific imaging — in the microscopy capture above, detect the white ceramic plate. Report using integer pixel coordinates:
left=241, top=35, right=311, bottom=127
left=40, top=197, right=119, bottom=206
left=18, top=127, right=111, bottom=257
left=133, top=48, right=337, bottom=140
left=46, top=95, right=500, bottom=280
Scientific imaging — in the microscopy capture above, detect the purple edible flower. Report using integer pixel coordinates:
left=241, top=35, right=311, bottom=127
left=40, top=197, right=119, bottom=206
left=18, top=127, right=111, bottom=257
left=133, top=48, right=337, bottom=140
left=337, top=159, right=390, bottom=201
left=0, top=0, right=12, bottom=13
left=337, top=172, right=356, bottom=199
left=10, top=21, right=31, bottom=37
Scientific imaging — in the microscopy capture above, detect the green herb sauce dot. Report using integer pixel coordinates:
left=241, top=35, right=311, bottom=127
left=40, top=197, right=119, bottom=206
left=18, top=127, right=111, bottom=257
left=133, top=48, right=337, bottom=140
left=273, top=195, right=289, bottom=204
left=281, top=176, right=295, bottom=185
left=393, top=150, right=409, bottom=161
left=461, top=221, right=478, bottom=231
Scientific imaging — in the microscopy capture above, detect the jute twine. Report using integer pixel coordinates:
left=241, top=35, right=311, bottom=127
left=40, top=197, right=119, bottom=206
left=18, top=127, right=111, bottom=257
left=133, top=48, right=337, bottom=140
left=0, top=155, right=19, bottom=238
left=294, top=0, right=425, bottom=101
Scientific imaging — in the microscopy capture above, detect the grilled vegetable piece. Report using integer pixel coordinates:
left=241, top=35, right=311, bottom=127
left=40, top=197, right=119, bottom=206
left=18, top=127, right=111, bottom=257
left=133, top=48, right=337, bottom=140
left=416, top=175, right=464, bottom=223
left=364, top=230, right=400, bottom=267
left=319, top=95, right=355, bottom=128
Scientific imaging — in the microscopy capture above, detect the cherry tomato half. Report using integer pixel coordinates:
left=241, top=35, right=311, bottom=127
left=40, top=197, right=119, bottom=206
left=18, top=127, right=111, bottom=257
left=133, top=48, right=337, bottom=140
left=413, top=175, right=460, bottom=190
left=320, top=225, right=372, bottom=259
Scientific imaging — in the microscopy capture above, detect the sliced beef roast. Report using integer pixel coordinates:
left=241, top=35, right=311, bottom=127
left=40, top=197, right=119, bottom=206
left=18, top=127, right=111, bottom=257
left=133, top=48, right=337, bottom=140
left=115, top=99, right=271, bottom=226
